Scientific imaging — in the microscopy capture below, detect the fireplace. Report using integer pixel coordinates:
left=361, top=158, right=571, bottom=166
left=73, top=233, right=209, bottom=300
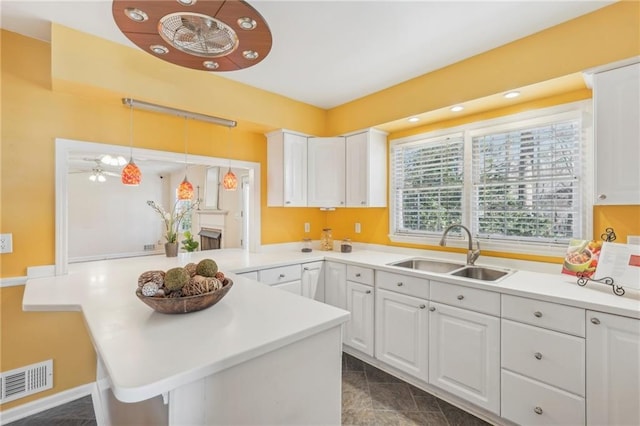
left=199, top=228, right=222, bottom=250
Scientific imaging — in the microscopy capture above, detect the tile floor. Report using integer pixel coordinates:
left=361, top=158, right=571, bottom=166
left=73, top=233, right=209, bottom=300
left=6, top=353, right=491, bottom=426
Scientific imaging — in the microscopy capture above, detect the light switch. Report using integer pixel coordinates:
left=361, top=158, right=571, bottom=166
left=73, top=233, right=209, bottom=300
left=0, top=233, right=13, bottom=254
left=628, top=235, right=640, bottom=245
left=355, top=223, right=361, bottom=234
left=304, top=223, right=310, bottom=233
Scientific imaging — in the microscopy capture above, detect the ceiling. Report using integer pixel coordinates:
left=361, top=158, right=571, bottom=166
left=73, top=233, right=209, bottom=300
left=0, top=0, right=614, bottom=110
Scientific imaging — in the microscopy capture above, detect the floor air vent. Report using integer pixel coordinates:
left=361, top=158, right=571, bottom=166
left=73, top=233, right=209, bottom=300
left=0, top=360, right=53, bottom=404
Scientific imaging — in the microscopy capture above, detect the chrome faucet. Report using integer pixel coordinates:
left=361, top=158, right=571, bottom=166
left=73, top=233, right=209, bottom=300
left=439, top=224, right=481, bottom=265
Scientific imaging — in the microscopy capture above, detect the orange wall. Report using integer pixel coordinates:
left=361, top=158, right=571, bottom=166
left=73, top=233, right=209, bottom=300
left=1, top=0, right=640, bottom=411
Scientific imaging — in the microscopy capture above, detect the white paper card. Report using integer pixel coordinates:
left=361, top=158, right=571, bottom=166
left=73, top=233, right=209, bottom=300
left=594, top=242, right=640, bottom=290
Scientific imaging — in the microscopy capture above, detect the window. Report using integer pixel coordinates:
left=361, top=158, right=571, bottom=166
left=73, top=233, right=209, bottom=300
left=390, top=101, right=591, bottom=256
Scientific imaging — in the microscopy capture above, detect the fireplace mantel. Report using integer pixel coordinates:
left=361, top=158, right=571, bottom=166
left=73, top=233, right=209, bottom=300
left=197, top=210, right=229, bottom=216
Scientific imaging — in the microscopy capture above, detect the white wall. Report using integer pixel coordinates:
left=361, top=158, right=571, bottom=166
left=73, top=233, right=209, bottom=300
left=68, top=170, right=169, bottom=261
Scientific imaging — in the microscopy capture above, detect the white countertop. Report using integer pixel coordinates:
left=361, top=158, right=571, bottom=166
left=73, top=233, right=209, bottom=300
left=23, top=246, right=640, bottom=402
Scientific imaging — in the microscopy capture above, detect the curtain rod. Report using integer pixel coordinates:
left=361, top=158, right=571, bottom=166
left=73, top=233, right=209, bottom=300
left=122, top=98, right=237, bottom=128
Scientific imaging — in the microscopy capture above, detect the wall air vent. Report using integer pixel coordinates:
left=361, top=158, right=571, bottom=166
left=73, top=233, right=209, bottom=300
left=0, top=360, right=53, bottom=404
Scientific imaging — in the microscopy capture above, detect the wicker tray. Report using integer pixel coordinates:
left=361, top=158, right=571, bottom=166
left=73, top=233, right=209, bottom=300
left=136, top=278, right=233, bottom=314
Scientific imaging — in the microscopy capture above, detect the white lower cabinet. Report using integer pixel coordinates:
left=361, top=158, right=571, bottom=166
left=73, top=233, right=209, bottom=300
left=345, top=281, right=374, bottom=356
left=272, top=280, right=302, bottom=295
left=258, top=264, right=302, bottom=296
left=586, top=311, right=640, bottom=426
left=324, top=262, right=347, bottom=310
left=428, top=301, right=500, bottom=414
left=301, top=261, right=324, bottom=301
left=375, top=289, right=428, bottom=381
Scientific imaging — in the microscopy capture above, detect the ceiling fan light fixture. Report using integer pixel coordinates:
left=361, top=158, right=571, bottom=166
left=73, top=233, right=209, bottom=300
left=237, top=17, right=257, bottom=30
left=113, top=0, right=272, bottom=71
left=124, top=7, right=148, bottom=22
left=150, top=45, right=169, bottom=55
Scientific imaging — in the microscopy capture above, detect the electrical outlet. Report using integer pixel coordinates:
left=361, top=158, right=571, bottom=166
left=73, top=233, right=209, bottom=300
left=0, top=233, right=13, bottom=254
left=304, top=223, right=310, bottom=233
left=628, top=235, right=640, bottom=245
left=355, top=223, right=361, bottom=234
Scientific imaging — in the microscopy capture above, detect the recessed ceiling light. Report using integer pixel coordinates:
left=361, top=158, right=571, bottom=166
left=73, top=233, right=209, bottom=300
left=177, top=0, right=196, bottom=5
left=243, top=50, right=259, bottom=60
left=504, top=91, right=521, bottom=99
left=450, top=105, right=464, bottom=112
left=408, top=117, right=420, bottom=123
left=124, top=8, right=148, bottom=22
left=203, top=61, right=219, bottom=70
left=237, top=17, right=257, bottom=30
left=150, top=45, right=169, bottom=55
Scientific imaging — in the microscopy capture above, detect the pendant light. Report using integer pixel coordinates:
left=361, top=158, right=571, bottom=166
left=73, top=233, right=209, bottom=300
left=121, top=102, right=142, bottom=185
left=222, top=127, right=237, bottom=191
left=177, top=117, right=194, bottom=200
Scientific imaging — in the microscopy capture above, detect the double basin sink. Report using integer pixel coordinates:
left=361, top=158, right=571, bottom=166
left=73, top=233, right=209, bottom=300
left=388, top=258, right=513, bottom=282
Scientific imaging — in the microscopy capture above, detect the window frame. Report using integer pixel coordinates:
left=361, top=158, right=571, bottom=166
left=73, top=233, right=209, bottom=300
left=388, top=100, right=593, bottom=257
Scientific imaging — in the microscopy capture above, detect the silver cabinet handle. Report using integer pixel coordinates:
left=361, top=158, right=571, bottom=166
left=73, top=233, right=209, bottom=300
left=591, top=317, right=601, bottom=325
left=457, top=295, right=464, bottom=300
left=303, top=267, right=309, bottom=271
left=534, top=311, right=542, bottom=318
left=598, top=194, right=607, bottom=200
left=361, top=201, right=366, bottom=205
left=429, top=307, right=436, bottom=312
left=285, top=201, right=291, bottom=204
left=365, top=290, right=372, bottom=294
left=279, top=274, right=285, bottom=278
left=419, top=304, right=426, bottom=309
left=397, top=282, right=403, bottom=287
left=534, top=407, right=543, bottom=415
left=534, top=352, right=543, bottom=360
left=355, top=273, right=361, bottom=277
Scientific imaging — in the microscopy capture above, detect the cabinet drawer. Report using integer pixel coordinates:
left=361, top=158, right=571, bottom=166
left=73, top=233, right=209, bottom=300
left=430, top=281, right=500, bottom=316
left=502, top=370, right=585, bottom=426
left=258, top=264, right=301, bottom=285
left=347, top=265, right=374, bottom=285
left=376, top=270, right=429, bottom=300
left=502, top=319, right=585, bottom=396
left=502, top=294, right=585, bottom=337
left=236, top=271, right=258, bottom=281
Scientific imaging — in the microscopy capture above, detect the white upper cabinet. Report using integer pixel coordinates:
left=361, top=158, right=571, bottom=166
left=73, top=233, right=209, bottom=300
left=307, top=137, right=346, bottom=207
left=266, top=130, right=308, bottom=207
left=345, top=129, right=388, bottom=207
left=592, top=61, right=640, bottom=205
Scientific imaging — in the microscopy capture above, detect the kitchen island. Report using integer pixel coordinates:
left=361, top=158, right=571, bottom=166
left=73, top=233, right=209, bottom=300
left=22, top=252, right=350, bottom=425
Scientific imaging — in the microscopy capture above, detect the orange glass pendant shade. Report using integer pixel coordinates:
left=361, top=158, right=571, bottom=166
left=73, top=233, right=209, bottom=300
left=177, top=176, right=194, bottom=200
left=121, top=158, right=142, bottom=185
left=222, top=168, right=237, bottom=190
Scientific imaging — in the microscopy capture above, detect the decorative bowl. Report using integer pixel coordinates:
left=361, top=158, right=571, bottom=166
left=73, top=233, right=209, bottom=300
left=563, top=248, right=593, bottom=273
left=136, top=278, right=233, bottom=314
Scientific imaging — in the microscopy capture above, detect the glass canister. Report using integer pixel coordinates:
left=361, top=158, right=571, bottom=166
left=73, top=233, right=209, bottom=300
left=301, top=238, right=312, bottom=253
left=320, top=228, right=333, bottom=251
left=341, top=238, right=352, bottom=253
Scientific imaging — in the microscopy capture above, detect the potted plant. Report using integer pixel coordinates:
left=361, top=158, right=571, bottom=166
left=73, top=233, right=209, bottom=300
left=181, top=231, right=199, bottom=252
left=147, top=199, right=200, bottom=256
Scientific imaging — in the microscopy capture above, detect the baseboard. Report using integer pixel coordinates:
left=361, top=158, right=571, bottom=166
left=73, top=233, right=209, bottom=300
left=0, top=383, right=94, bottom=424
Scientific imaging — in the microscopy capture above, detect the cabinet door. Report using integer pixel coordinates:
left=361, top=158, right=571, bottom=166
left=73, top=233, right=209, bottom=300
left=324, top=262, right=347, bottom=310
left=307, top=137, right=345, bottom=207
left=345, top=281, right=374, bottom=356
left=429, top=302, right=500, bottom=414
left=345, top=130, right=387, bottom=207
left=375, top=289, right=428, bottom=381
left=272, top=280, right=302, bottom=295
left=283, top=133, right=308, bottom=206
left=593, top=62, right=640, bottom=205
left=267, top=131, right=307, bottom=207
left=301, top=261, right=324, bottom=302
left=586, top=311, right=640, bottom=426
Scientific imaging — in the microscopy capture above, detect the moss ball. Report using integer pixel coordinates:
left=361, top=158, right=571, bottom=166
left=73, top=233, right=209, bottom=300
left=196, top=259, right=218, bottom=277
left=164, top=267, right=190, bottom=291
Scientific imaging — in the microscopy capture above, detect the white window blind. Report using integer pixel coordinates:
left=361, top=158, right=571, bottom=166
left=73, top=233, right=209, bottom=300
left=471, top=119, right=581, bottom=244
left=392, top=134, right=464, bottom=235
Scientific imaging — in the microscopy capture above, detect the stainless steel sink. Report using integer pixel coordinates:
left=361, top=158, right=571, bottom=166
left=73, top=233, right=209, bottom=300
left=389, top=258, right=465, bottom=274
left=450, top=266, right=510, bottom=281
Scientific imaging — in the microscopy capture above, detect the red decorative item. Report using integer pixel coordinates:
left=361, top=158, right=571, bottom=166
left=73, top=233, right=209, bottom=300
left=222, top=168, right=237, bottom=190
left=177, top=176, right=194, bottom=200
left=121, top=158, right=142, bottom=185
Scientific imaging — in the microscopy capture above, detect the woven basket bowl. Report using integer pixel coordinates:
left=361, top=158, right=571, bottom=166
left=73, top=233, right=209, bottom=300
left=136, top=278, right=233, bottom=314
